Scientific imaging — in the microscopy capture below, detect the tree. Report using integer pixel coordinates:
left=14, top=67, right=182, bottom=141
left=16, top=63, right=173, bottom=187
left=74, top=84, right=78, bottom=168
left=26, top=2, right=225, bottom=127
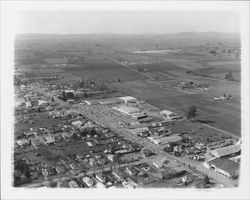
left=203, top=175, right=210, bottom=185
left=186, top=105, right=197, bottom=119
left=225, top=71, right=233, bottom=80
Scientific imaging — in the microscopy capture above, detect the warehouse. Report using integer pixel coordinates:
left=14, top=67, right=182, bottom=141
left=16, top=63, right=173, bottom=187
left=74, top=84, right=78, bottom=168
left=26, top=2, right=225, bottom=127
left=119, top=96, right=137, bottom=103
left=113, top=106, right=140, bottom=115
left=209, top=144, right=241, bottom=158
left=148, top=134, right=182, bottom=145
left=204, top=158, right=239, bottom=178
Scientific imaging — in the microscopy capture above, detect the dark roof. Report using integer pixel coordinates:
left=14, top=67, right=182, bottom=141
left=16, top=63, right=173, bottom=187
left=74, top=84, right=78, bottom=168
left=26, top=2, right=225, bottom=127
left=208, top=158, right=239, bottom=175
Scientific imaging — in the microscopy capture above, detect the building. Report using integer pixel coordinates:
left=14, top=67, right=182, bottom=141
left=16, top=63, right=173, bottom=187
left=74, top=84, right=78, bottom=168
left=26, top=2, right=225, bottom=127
left=82, top=177, right=94, bottom=187
left=85, top=100, right=99, bottom=105
left=112, top=170, right=125, bottom=181
left=148, top=134, right=182, bottom=145
left=38, top=100, right=48, bottom=106
left=98, top=98, right=123, bottom=105
left=153, top=160, right=163, bottom=169
left=25, top=101, right=32, bottom=108
left=118, top=96, right=137, bottom=103
left=113, top=106, right=140, bottom=116
left=204, top=158, right=240, bottom=178
left=68, top=180, right=79, bottom=188
left=209, top=144, right=241, bottom=158
left=160, top=110, right=176, bottom=120
left=95, top=173, right=106, bottom=183
left=130, top=127, right=150, bottom=135
left=16, top=139, right=30, bottom=146
left=15, top=97, right=25, bottom=107
left=56, top=166, right=65, bottom=174
left=95, top=182, right=106, bottom=188
left=71, top=120, right=82, bottom=127
left=131, top=112, right=148, bottom=120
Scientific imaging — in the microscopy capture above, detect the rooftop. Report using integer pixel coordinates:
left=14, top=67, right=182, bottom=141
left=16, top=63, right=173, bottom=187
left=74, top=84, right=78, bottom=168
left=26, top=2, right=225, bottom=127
left=208, top=158, right=240, bottom=175
left=113, top=106, right=140, bottom=115
left=210, top=144, right=241, bottom=158
left=119, top=96, right=137, bottom=102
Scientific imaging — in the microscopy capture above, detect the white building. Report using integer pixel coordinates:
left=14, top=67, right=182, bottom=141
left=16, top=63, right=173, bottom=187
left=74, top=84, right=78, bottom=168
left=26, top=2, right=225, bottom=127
left=38, top=100, right=48, bottom=106
left=113, top=106, right=140, bottom=115
left=118, top=96, right=137, bottom=103
left=148, top=134, right=182, bottom=145
left=25, top=101, right=32, bottom=108
left=204, top=158, right=239, bottom=178
left=160, top=110, right=175, bottom=119
left=82, top=177, right=94, bottom=187
left=209, top=144, right=241, bottom=158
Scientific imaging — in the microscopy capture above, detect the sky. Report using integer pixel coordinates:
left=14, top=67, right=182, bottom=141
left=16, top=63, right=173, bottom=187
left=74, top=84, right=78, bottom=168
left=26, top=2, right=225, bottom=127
left=15, top=10, right=240, bottom=34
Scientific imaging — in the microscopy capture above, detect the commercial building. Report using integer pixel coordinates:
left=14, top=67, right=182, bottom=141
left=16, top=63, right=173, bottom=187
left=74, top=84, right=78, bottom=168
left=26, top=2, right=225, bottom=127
left=148, top=134, right=182, bottom=145
left=119, top=96, right=137, bottom=103
left=204, top=158, right=239, bottom=178
left=113, top=106, right=140, bottom=115
left=38, top=99, right=48, bottom=106
left=131, top=112, right=148, bottom=120
left=209, top=144, right=241, bottom=158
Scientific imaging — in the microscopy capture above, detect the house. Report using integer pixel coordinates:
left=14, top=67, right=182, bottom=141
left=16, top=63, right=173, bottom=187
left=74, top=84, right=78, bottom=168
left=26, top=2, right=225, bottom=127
left=148, top=134, right=182, bottom=145
left=25, top=101, right=32, bottom=108
left=131, top=127, right=149, bottom=135
left=160, top=110, right=174, bottom=119
left=68, top=180, right=79, bottom=188
left=38, top=100, right=48, bottom=106
left=209, top=144, right=241, bottom=158
left=125, top=166, right=137, bottom=176
left=95, top=173, right=106, bottom=183
left=39, top=136, right=55, bottom=145
left=57, top=181, right=69, bottom=188
left=87, top=142, right=93, bottom=147
left=71, top=120, right=82, bottom=127
left=85, top=100, right=99, bottom=105
left=56, top=166, right=65, bottom=174
left=82, top=177, right=94, bottom=187
left=31, top=138, right=41, bottom=149
left=97, top=158, right=107, bottom=165
left=131, top=112, right=148, bottom=120
left=15, top=97, right=25, bottom=107
left=95, top=182, right=106, bottom=188
left=153, top=160, right=163, bottom=169
left=69, top=163, right=79, bottom=170
left=107, top=154, right=115, bottom=162
left=89, top=158, right=98, bottom=167
left=204, top=158, right=239, bottom=178
left=113, top=106, right=140, bottom=116
left=16, top=139, right=30, bottom=147
left=122, top=178, right=137, bottom=188
left=112, top=170, right=125, bottom=181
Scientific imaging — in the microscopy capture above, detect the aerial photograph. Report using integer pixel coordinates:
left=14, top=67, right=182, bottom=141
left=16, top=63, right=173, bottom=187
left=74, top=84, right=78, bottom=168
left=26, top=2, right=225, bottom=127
left=12, top=9, right=242, bottom=190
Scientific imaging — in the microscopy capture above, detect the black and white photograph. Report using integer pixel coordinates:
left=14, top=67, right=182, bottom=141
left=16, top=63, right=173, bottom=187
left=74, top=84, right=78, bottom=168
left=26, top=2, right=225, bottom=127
left=1, top=1, right=249, bottom=200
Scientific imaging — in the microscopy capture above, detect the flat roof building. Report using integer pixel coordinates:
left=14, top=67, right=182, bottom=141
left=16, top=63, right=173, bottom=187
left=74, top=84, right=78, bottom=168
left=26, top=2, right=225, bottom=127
left=113, top=106, right=140, bottom=115
left=204, top=158, right=240, bottom=178
left=148, top=134, right=182, bottom=145
left=210, top=144, right=241, bottom=158
left=119, top=96, right=137, bottom=103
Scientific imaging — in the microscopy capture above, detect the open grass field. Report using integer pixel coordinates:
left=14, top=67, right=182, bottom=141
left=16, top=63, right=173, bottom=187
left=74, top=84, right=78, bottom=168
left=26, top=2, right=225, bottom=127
left=61, top=63, right=146, bottom=82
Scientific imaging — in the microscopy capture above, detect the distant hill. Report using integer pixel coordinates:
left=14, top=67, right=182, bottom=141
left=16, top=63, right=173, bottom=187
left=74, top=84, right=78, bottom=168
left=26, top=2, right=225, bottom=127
left=15, top=32, right=240, bottom=41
